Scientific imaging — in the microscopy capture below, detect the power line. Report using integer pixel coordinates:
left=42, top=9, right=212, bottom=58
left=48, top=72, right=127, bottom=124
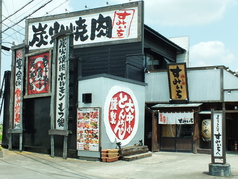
left=1, top=0, right=35, bottom=23
left=2, top=0, right=53, bottom=33
left=6, top=0, right=46, bottom=25
left=2, top=0, right=69, bottom=44
left=2, top=0, right=26, bottom=43
left=2, top=15, right=24, bottom=30
left=44, top=0, right=68, bottom=15
left=2, top=23, right=21, bottom=44
left=2, top=22, right=24, bottom=36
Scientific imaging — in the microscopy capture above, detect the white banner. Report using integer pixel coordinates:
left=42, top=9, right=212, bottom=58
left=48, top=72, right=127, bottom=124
left=28, top=7, right=138, bottom=50
left=213, top=112, right=223, bottom=157
left=55, top=36, right=69, bottom=129
left=159, top=112, right=194, bottom=124
left=13, top=49, right=24, bottom=129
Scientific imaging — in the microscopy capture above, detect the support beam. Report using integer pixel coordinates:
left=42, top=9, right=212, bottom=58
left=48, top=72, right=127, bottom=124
left=0, top=0, right=2, bottom=83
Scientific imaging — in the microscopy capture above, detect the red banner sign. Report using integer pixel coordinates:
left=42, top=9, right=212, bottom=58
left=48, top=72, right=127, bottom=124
left=27, top=52, right=50, bottom=95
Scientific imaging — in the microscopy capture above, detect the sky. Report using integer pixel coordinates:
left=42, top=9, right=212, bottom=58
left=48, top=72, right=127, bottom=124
left=1, top=0, right=238, bottom=77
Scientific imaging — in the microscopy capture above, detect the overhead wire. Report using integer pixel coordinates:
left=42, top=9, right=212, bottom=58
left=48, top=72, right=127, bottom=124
left=2, top=0, right=70, bottom=45
left=1, top=0, right=35, bottom=23
left=2, top=15, right=25, bottom=30
left=2, top=16, right=25, bottom=42
left=44, top=0, right=68, bottom=15
left=2, top=0, right=20, bottom=42
left=8, top=0, right=48, bottom=22
left=7, top=0, right=37, bottom=42
left=2, top=23, right=24, bottom=36
left=2, top=0, right=53, bottom=33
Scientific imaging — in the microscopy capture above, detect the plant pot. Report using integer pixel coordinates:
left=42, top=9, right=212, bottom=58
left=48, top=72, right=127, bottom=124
left=101, top=157, right=107, bottom=162
left=107, top=156, right=119, bottom=162
left=107, top=153, right=118, bottom=158
left=101, top=153, right=108, bottom=157
left=101, top=149, right=108, bottom=153
left=108, top=149, right=119, bottom=153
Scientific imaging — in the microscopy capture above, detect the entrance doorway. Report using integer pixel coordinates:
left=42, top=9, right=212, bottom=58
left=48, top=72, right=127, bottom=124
left=226, top=115, right=238, bottom=151
left=160, top=124, right=193, bottom=152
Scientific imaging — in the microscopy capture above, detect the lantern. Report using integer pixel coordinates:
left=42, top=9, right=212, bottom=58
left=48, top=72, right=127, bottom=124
left=201, top=119, right=211, bottom=141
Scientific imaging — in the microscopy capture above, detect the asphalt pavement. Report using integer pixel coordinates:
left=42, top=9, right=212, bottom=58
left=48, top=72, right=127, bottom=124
left=1, top=148, right=238, bottom=179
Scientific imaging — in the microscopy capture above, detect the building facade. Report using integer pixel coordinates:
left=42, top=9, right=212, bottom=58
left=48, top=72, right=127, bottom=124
left=144, top=66, right=238, bottom=154
left=3, top=1, right=237, bottom=160
left=4, top=1, right=182, bottom=159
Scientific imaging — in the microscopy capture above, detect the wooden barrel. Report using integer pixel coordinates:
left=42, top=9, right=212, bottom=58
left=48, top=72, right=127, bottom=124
left=201, top=119, right=211, bottom=141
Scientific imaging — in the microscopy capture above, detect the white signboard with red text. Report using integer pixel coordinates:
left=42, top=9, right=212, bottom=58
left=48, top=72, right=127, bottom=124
left=13, top=49, right=24, bottom=129
left=159, top=112, right=194, bottom=125
left=26, top=2, right=143, bottom=50
left=104, top=86, right=139, bottom=146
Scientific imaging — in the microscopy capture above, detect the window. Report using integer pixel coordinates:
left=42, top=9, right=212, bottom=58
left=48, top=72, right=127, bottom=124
left=176, top=125, right=193, bottom=138
left=144, top=53, right=165, bottom=70
left=161, top=124, right=193, bottom=138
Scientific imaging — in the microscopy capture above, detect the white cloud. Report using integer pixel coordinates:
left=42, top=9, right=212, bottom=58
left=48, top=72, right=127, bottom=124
left=110, top=0, right=236, bottom=26
left=145, top=0, right=236, bottom=26
left=190, top=41, right=237, bottom=70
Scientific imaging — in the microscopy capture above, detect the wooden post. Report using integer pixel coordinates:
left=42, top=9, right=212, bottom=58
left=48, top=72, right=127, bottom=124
left=152, top=111, right=159, bottom=152
left=8, top=134, right=12, bottom=149
left=63, top=136, right=68, bottom=159
left=49, top=31, right=73, bottom=159
left=193, top=110, right=199, bottom=153
left=50, top=135, right=54, bottom=157
left=19, top=134, right=22, bottom=151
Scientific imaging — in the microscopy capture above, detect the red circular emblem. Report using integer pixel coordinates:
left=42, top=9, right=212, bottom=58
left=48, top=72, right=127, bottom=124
left=108, top=91, right=136, bottom=140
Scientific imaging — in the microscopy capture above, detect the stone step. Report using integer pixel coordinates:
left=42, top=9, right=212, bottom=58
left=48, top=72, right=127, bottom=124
left=197, top=148, right=211, bottom=154
left=121, top=145, right=149, bottom=156
left=122, top=151, right=152, bottom=161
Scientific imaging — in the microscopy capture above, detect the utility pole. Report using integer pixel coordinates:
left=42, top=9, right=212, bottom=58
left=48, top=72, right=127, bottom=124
left=0, top=0, right=2, bottom=84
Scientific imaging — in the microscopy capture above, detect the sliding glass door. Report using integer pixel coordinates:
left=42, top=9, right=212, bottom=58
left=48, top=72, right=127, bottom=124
left=160, top=124, right=193, bottom=152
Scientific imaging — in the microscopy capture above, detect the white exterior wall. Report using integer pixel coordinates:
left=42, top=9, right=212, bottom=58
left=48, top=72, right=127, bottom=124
left=145, top=67, right=238, bottom=103
left=169, top=36, right=190, bottom=66
left=77, top=75, right=146, bottom=157
left=223, top=69, right=238, bottom=101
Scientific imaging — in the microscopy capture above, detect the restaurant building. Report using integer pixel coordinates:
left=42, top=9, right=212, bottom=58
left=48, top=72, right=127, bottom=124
left=144, top=65, right=238, bottom=154
left=2, top=1, right=238, bottom=159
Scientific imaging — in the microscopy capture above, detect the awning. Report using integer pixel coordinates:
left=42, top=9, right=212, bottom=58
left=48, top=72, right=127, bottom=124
left=152, top=103, right=203, bottom=109
left=159, top=112, right=194, bottom=124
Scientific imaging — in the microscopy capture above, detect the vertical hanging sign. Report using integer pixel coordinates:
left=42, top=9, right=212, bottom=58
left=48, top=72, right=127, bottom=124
left=49, top=31, right=73, bottom=159
left=211, top=109, right=226, bottom=164
left=13, top=48, right=24, bottom=129
left=54, top=35, right=70, bottom=130
left=167, top=63, right=189, bottom=102
left=9, top=45, right=25, bottom=151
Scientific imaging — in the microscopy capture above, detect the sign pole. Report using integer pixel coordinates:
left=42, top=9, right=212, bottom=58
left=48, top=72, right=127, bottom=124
left=209, top=108, right=230, bottom=176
